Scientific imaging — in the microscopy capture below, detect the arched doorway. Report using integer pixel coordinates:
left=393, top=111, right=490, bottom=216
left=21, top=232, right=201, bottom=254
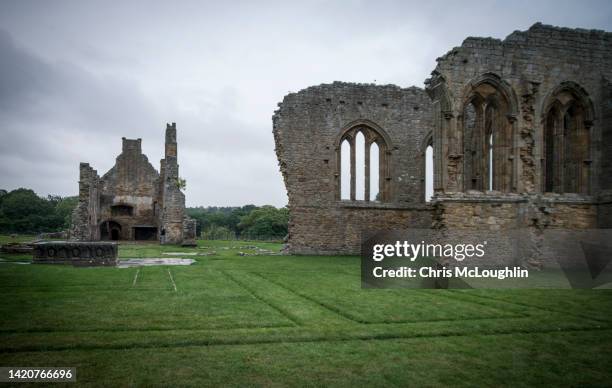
left=100, top=221, right=122, bottom=241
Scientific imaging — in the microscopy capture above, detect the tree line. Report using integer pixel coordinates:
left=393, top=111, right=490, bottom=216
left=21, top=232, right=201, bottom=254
left=186, top=205, right=289, bottom=241
left=0, top=188, right=289, bottom=240
left=0, top=189, right=77, bottom=234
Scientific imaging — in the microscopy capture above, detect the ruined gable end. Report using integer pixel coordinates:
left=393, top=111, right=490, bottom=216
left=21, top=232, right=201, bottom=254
left=70, top=123, right=196, bottom=245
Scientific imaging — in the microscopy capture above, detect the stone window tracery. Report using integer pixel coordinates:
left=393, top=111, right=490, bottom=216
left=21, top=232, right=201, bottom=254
left=543, top=86, right=592, bottom=194
left=337, top=124, right=390, bottom=202
left=461, top=81, right=515, bottom=192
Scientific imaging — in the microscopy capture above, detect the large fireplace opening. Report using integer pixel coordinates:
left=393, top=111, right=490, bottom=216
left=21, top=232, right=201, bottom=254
left=111, top=204, right=134, bottom=217
left=134, top=226, right=158, bottom=241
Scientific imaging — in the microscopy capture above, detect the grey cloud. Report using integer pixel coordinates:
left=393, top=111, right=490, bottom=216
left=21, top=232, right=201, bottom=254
left=0, top=0, right=611, bottom=207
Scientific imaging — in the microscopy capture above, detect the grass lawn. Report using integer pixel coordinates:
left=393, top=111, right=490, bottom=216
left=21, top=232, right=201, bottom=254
left=0, top=238, right=611, bottom=387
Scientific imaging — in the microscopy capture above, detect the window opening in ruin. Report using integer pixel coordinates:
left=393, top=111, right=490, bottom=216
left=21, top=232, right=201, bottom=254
left=371, top=142, right=380, bottom=201
left=563, top=108, right=576, bottom=192
left=544, top=106, right=559, bottom=192
left=355, top=131, right=365, bottom=200
left=341, top=139, right=351, bottom=199
left=543, top=88, right=591, bottom=195
left=462, top=79, right=514, bottom=193
left=488, top=132, right=493, bottom=191
left=463, top=102, right=479, bottom=190
left=425, top=145, right=433, bottom=202
left=337, top=124, right=389, bottom=202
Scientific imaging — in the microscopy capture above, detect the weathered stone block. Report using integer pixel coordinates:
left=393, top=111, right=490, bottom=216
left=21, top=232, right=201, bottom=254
left=33, top=241, right=118, bottom=266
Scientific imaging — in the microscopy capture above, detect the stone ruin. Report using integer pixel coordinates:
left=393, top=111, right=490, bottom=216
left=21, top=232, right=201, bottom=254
left=33, top=241, right=118, bottom=266
left=70, top=123, right=197, bottom=246
left=273, top=23, right=612, bottom=266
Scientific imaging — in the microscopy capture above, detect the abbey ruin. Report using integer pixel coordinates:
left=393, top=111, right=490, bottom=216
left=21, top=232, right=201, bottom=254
left=273, top=23, right=612, bottom=260
left=70, top=123, right=196, bottom=245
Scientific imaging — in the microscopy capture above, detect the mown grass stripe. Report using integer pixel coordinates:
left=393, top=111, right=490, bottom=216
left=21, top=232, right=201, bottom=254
left=132, top=269, right=140, bottom=287
left=221, top=270, right=301, bottom=326
left=1, top=326, right=609, bottom=355
left=167, top=269, right=177, bottom=292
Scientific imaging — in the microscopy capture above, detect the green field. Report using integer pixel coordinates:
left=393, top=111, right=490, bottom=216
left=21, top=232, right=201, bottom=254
left=0, top=239, right=611, bottom=387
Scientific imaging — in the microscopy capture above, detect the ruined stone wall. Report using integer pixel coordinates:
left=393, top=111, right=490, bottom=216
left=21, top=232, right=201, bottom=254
left=599, top=192, right=612, bottom=228
left=427, top=23, right=612, bottom=195
left=600, top=79, right=612, bottom=226
left=273, top=82, right=435, bottom=254
left=71, top=123, right=193, bottom=244
left=289, top=205, right=432, bottom=254
left=70, top=163, right=100, bottom=240
left=182, top=216, right=197, bottom=246
left=433, top=193, right=598, bottom=231
left=273, top=24, right=611, bottom=257
left=423, top=23, right=611, bottom=266
left=432, top=192, right=598, bottom=267
left=160, top=123, right=191, bottom=245
left=161, top=156, right=185, bottom=244
left=99, top=138, right=160, bottom=240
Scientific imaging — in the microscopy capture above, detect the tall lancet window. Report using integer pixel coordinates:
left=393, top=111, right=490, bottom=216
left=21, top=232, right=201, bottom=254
left=461, top=79, right=515, bottom=192
left=337, top=124, right=390, bottom=202
left=425, top=144, right=434, bottom=202
left=543, top=85, right=592, bottom=194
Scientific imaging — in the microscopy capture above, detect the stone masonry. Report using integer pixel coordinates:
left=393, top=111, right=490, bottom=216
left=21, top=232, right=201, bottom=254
left=273, top=23, right=612, bottom=263
left=70, top=123, right=197, bottom=245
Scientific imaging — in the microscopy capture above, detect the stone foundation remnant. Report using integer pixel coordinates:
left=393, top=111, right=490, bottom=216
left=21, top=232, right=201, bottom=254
left=273, top=23, right=612, bottom=267
left=0, top=242, right=34, bottom=254
left=33, top=241, right=118, bottom=266
left=70, top=123, right=197, bottom=245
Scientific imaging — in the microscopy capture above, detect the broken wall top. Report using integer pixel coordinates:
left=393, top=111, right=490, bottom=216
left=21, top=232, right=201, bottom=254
left=274, top=82, right=434, bottom=207
left=101, top=137, right=160, bottom=197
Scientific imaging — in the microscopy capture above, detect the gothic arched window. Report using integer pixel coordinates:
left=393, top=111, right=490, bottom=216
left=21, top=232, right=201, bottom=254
left=461, top=80, right=515, bottom=192
left=337, top=124, right=390, bottom=202
left=543, top=86, right=592, bottom=194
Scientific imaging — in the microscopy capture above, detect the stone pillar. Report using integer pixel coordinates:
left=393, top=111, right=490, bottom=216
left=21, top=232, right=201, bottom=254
left=160, top=122, right=186, bottom=245
left=70, top=163, right=100, bottom=241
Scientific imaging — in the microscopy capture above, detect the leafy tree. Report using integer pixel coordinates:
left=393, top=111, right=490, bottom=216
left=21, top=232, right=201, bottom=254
left=55, top=196, right=78, bottom=228
left=0, top=189, right=78, bottom=233
left=176, top=177, right=187, bottom=190
left=186, top=204, right=258, bottom=236
left=186, top=204, right=288, bottom=240
left=238, top=206, right=289, bottom=239
left=201, top=225, right=235, bottom=240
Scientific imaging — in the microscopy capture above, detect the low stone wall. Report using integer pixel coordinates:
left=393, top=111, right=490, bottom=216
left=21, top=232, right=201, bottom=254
left=599, top=192, right=612, bottom=228
left=33, top=241, right=118, bottom=266
left=38, top=231, right=68, bottom=240
left=1, top=242, right=34, bottom=254
left=287, top=204, right=433, bottom=255
left=432, top=192, right=599, bottom=268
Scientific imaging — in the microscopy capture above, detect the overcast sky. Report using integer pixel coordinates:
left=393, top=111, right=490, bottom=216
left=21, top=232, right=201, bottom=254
left=1, top=0, right=611, bottom=207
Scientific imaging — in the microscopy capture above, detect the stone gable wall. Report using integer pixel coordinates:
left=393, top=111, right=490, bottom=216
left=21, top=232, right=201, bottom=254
left=71, top=124, right=193, bottom=244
